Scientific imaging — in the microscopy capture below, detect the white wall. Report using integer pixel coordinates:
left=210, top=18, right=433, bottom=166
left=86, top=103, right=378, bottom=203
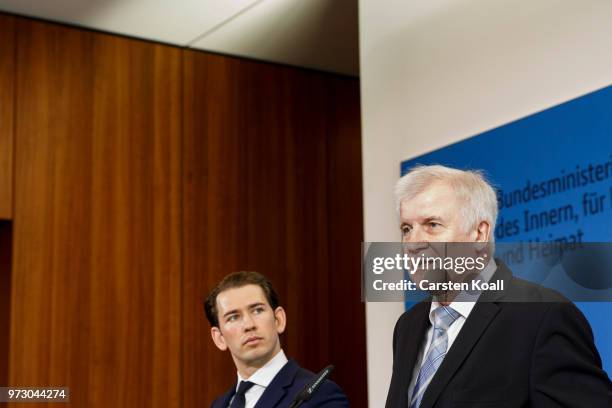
left=359, top=0, right=612, bottom=405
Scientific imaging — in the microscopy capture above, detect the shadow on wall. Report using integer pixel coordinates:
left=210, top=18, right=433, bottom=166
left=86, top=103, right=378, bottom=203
left=191, top=0, right=359, bottom=76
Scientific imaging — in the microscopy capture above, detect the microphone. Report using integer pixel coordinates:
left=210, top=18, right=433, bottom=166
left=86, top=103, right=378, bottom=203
left=288, top=365, right=335, bottom=408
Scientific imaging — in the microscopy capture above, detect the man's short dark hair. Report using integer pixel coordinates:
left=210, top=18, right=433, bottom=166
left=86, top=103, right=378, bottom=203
left=204, top=271, right=280, bottom=328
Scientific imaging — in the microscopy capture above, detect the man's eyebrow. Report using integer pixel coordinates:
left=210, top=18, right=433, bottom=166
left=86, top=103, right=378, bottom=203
left=222, top=309, right=239, bottom=318
left=401, top=216, right=443, bottom=226
left=424, top=215, right=442, bottom=222
left=222, top=302, right=266, bottom=318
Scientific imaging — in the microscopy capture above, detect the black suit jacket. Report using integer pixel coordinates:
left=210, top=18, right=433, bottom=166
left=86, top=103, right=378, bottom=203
left=211, top=359, right=349, bottom=408
left=385, top=261, right=612, bottom=407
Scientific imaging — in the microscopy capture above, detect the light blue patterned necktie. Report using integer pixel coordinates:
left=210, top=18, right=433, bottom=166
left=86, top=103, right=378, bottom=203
left=409, top=306, right=460, bottom=408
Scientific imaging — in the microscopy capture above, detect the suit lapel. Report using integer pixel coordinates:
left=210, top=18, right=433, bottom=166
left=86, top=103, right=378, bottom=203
left=394, top=301, right=430, bottom=407
left=419, top=301, right=500, bottom=408
left=214, top=384, right=236, bottom=408
left=254, top=359, right=298, bottom=408
left=419, top=263, right=511, bottom=408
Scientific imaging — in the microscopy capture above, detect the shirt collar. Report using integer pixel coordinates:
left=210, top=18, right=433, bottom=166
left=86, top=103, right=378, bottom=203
left=477, top=256, right=497, bottom=284
left=236, top=349, right=289, bottom=388
left=429, top=299, right=475, bottom=323
left=429, top=257, right=498, bottom=321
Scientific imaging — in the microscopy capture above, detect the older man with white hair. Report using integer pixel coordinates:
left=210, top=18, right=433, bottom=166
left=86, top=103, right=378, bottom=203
left=385, top=165, right=611, bottom=408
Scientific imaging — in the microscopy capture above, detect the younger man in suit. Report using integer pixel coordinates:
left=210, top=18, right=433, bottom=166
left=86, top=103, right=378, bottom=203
left=205, top=271, right=349, bottom=408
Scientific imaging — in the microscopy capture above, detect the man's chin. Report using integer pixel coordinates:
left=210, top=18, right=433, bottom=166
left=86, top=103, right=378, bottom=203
left=241, top=346, right=273, bottom=365
left=412, top=268, right=448, bottom=282
left=431, top=290, right=456, bottom=303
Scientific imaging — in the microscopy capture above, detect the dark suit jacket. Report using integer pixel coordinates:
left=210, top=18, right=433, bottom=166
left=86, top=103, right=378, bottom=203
left=385, top=261, right=612, bottom=407
left=211, top=359, right=349, bottom=408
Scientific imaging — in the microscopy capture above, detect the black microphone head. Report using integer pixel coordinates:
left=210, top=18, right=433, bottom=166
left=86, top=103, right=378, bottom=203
left=298, top=364, right=335, bottom=402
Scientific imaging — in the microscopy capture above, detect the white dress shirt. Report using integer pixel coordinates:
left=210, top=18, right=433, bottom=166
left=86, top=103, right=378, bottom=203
left=231, top=349, right=289, bottom=408
left=407, top=258, right=497, bottom=401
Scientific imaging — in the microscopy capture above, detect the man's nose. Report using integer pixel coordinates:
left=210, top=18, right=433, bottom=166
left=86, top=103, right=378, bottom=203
left=242, top=313, right=256, bottom=331
left=404, top=241, right=429, bottom=254
left=403, top=228, right=429, bottom=254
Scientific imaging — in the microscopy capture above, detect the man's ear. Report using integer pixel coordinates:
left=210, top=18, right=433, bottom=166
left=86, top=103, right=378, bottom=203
left=474, top=220, right=491, bottom=243
left=211, top=326, right=228, bottom=351
left=274, top=306, right=287, bottom=335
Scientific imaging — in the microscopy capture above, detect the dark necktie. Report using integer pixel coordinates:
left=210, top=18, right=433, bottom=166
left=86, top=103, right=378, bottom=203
left=229, top=380, right=255, bottom=408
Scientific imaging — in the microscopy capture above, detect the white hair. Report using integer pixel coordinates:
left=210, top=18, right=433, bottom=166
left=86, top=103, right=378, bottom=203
left=395, top=165, right=498, bottom=239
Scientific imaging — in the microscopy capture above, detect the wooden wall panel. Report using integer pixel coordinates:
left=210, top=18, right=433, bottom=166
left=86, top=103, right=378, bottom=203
left=0, top=14, right=15, bottom=219
left=182, top=51, right=366, bottom=407
left=182, top=51, right=249, bottom=407
left=242, top=62, right=332, bottom=368
left=326, top=78, right=367, bottom=406
left=6, top=14, right=364, bottom=408
left=11, top=19, right=182, bottom=408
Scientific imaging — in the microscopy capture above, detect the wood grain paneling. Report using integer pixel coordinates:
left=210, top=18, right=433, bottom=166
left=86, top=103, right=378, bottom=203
left=0, top=14, right=15, bottom=220
left=182, top=51, right=248, bottom=406
left=182, top=51, right=366, bottom=407
left=326, top=77, right=367, bottom=407
left=6, top=14, right=364, bottom=408
left=11, top=19, right=182, bottom=408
